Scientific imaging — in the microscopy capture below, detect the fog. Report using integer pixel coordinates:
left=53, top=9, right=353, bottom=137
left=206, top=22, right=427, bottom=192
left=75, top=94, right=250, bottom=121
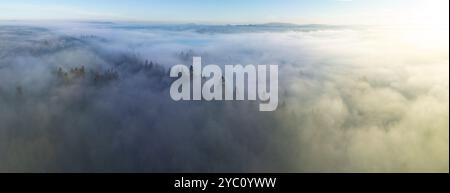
left=0, top=22, right=448, bottom=172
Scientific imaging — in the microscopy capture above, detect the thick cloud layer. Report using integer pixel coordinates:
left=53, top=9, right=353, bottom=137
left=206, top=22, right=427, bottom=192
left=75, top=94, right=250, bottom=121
left=0, top=22, right=448, bottom=172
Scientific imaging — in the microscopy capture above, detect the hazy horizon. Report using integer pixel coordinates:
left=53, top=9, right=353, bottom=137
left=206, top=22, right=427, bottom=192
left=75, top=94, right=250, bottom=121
left=0, top=0, right=448, bottom=26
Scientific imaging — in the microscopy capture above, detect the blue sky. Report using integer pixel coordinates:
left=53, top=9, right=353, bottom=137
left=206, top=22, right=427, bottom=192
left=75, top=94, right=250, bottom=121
left=0, top=0, right=448, bottom=25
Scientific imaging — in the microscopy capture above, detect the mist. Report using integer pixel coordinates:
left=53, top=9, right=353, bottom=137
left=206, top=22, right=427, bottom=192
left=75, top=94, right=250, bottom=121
left=0, top=22, right=448, bottom=172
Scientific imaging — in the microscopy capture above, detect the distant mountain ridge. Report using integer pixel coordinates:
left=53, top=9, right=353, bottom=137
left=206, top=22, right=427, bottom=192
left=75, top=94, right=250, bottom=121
left=96, top=22, right=346, bottom=33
